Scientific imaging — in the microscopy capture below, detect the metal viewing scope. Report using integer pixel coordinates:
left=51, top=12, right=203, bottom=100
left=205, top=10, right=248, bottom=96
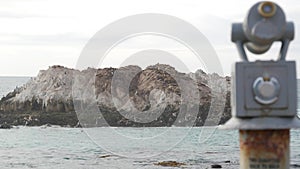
left=223, top=2, right=300, bottom=168
left=232, top=1, right=294, bottom=61
left=223, top=2, right=299, bottom=169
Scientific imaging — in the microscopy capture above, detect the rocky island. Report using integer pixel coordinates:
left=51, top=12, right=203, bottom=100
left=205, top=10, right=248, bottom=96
left=0, top=64, right=231, bottom=127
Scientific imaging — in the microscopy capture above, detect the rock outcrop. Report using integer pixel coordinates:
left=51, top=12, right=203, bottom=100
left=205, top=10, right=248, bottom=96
left=0, top=64, right=231, bottom=127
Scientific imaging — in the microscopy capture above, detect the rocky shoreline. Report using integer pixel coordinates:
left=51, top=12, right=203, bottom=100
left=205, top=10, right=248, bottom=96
left=0, top=64, right=231, bottom=127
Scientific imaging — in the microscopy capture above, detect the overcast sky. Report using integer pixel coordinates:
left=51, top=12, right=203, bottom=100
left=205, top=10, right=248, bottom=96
left=0, top=0, right=300, bottom=77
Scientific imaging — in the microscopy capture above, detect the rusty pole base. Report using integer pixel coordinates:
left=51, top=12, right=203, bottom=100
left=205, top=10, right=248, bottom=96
left=239, top=129, right=290, bottom=169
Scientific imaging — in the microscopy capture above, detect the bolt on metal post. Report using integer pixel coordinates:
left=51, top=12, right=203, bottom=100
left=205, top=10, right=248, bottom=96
left=221, top=1, right=300, bottom=169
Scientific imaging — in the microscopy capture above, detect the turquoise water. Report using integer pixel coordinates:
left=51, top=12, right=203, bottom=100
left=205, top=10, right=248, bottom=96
left=0, top=127, right=299, bottom=169
left=0, top=127, right=240, bottom=169
left=0, top=77, right=299, bottom=168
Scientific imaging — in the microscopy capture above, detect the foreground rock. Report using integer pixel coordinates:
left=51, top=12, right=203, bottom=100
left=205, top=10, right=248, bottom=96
left=0, top=64, right=231, bottom=127
left=154, top=161, right=186, bottom=167
left=211, top=164, right=223, bottom=168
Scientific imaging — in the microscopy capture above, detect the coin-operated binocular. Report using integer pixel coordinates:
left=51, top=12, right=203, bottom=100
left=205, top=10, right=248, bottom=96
left=224, top=1, right=300, bottom=129
left=222, top=2, right=300, bottom=168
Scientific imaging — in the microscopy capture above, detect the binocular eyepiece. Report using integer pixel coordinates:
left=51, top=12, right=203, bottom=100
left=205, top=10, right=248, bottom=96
left=232, top=1, right=294, bottom=61
left=257, top=1, right=276, bottom=18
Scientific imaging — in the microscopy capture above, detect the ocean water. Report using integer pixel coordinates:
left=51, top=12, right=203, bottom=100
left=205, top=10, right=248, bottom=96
left=0, top=77, right=299, bottom=169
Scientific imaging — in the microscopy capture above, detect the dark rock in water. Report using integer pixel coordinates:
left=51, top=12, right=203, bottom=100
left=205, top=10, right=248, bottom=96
left=0, top=64, right=231, bottom=127
left=154, top=161, right=185, bottom=167
left=0, top=123, right=12, bottom=129
left=291, top=164, right=300, bottom=168
left=99, top=155, right=111, bottom=158
left=211, top=164, right=222, bottom=168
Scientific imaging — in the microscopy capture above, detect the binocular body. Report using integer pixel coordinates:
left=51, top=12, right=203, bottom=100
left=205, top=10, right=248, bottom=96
left=232, top=61, right=297, bottom=118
